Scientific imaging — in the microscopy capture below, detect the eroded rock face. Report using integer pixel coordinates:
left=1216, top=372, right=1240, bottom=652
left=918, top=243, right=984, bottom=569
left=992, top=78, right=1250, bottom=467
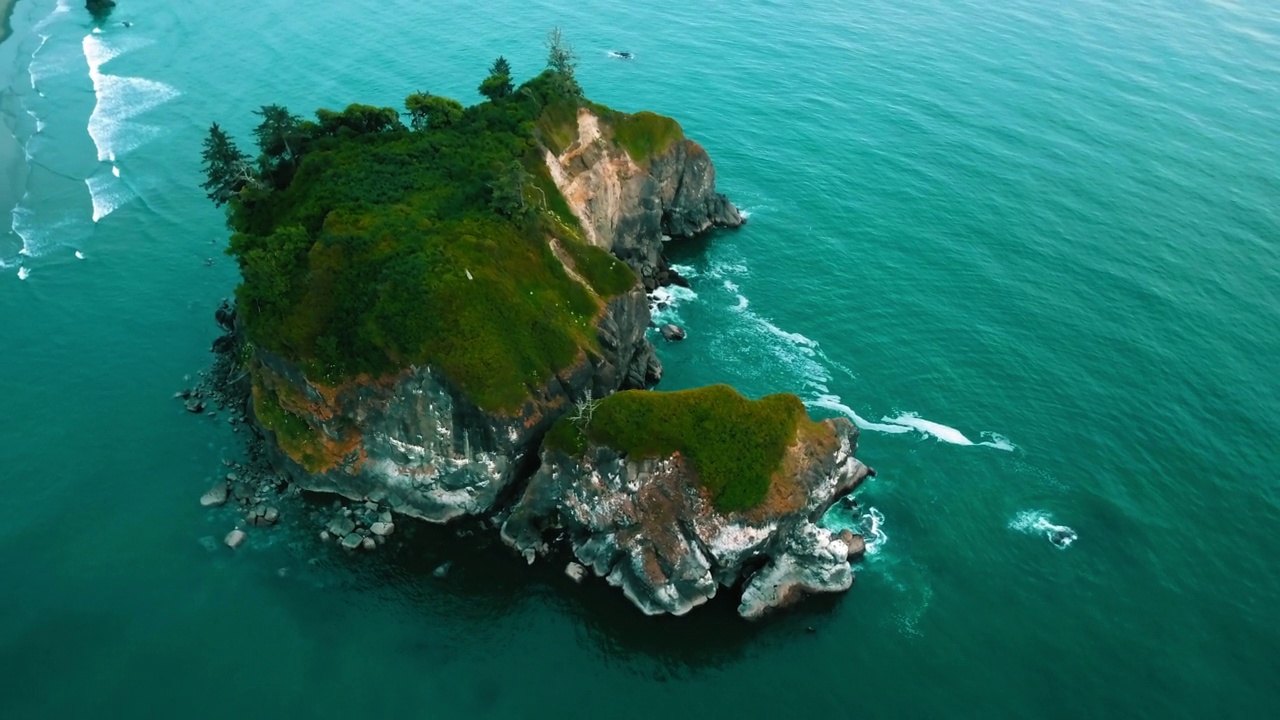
left=252, top=286, right=660, bottom=524
left=546, top=109, right=745, bottom=289
left=501, top=417, right=871, bottom=618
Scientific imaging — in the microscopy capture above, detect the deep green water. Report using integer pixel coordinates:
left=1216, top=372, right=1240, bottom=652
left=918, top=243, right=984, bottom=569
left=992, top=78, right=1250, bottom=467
left=3, top=0, right=1279, bottom=716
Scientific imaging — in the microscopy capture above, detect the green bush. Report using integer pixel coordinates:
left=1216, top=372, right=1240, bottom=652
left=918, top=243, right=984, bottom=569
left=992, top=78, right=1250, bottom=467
left=556, top=385, right=809, bottom=512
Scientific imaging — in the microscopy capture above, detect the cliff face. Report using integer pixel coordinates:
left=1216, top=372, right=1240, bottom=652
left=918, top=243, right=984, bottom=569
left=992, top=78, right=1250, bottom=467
left=252, top=286, right=660, bottom=523
left=545, top=109, right=745, bottom=289
left=501, top=417, right=871, bottom=619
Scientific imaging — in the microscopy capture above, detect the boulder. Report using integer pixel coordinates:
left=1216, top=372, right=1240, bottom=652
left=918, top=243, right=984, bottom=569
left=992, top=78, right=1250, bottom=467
left=184, top=398, right=205, bottom=414
left=565, top=562, right=587, bottom=583
left=199, top=480, right=229, bottom=507
left=839, top=529, right=866, bottom=561
left=361, top=537, right=376, bottom=551
left=659, top=324, right=686, bottom=342
left=370, top=521, right=394, bottom=537
left=340, top=533, right=362, bottom=550
left=224, top=529, right=247, bottom=549
left=328, top=516, right=356, bottom=537
left=433, top=561, right=452, bottom=579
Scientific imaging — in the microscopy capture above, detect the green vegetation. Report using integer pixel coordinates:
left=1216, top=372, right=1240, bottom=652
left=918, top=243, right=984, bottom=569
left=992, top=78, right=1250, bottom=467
left=545, top=386, right=811, bottom=512
left=602, top=110, right=684, bottom=165
left=251, top=380, right=330, bottom=472
left=86, top=0, right=116, bottom=24
left=202, top=41, right=663, bottom=412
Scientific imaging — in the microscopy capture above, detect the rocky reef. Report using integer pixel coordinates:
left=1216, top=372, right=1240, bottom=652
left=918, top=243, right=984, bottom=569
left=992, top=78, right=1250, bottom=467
left=502, top=407, right=871, bottom=619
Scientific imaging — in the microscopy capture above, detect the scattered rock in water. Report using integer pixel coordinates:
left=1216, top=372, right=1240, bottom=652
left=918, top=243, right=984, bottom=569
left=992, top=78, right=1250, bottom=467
left=433, top=561, right=452, bottom=579
left=246, top=505, right=279, bottom=527
left=319, top=530, right=331, bottom=542
left=184, top=398, right=205, bottom=414
left=341, top=533, right=363, bottom=550
left=565, top=562, right=587, bottom=583
left=197, top=535, right=219, bottom=552
left=199, top=480, right=229, bottom=507
left=224, top=529, right=247, bottom=549
left=361, top=537, right=376, bottom=551
left=328, top=516, right=356, bottom=537
left=370, top=521, right=394, bottom=537
left=659, top=323, right=686, bottom=342
left=839, top=529, right=866, bottom=561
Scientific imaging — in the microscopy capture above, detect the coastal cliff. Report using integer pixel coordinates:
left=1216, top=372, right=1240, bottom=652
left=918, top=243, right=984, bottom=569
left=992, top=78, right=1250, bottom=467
left=201, top=55, right=871, bottom=620
left=546, top=107, right=744, bottom=289
left=251, top=286, right=657, bottom=523
left=501, top=386, right=871, bottom=618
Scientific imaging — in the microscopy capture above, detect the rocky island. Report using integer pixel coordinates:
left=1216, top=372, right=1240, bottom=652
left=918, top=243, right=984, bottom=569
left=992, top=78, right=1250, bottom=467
left=199, top=35, right=871, bottom=619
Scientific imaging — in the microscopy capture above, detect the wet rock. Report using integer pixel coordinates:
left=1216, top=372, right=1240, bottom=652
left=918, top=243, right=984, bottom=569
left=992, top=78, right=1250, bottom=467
left=839, top=529, right=866, bottom=561
left=319, top=530, right=331, bottom=542
left=433, top=561, right=452, bottom=579
left=361, top=537, right=376, bottom=551
left=659, top=323, right=686, bottom=342
left=565, top=562, right=587, bottom=583
left=328, top=517, right=356, bottom=537
left=224, top=529, right=247, bottom=549
left=184, top=398, right=205, bottom=414
left=370, top=521, right=395, bottom=537
left=199, top=480, right=229, bottom=507
left=341, top=533, right=362, bottom=550
left=247, top=505, right=279, bottom=527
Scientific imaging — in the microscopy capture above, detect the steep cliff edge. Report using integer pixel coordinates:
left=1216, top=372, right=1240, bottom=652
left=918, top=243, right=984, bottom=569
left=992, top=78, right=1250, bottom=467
left=251, top=284, right=659, bottom=523
left=545, top=107, right=745, bottom=289
left=501, top=386, right=872, bottom=618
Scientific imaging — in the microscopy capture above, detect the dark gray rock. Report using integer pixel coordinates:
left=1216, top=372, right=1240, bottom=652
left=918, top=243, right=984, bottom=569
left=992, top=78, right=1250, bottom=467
left=659, top=324, right=686, bottom=342
left=184, top=398, right=205, bottom=414
left=839, top=529, right=866, bottom=560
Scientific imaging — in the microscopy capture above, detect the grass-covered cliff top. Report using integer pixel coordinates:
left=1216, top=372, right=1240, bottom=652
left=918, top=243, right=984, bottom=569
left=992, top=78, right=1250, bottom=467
left=545, top=385, right=818, bottom=512
left=203, top=56, right=681, bottom=412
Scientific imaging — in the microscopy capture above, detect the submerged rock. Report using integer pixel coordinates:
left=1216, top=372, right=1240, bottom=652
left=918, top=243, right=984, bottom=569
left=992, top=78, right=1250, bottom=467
left=565, top=562, right=587, bottom=584
left=433, top=561, right=452, bottom=579
left=199, top=480, right=229, bottom=507
left=224, top=529, right=247, bottom=549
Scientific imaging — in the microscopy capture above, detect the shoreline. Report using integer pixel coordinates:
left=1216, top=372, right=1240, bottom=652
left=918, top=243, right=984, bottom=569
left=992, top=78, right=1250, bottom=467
left=0, top=0, right=24, bottom=261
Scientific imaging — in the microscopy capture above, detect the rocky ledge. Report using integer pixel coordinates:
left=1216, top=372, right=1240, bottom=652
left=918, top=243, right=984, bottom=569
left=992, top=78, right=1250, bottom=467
left=501, top=416, right=872, bottom=619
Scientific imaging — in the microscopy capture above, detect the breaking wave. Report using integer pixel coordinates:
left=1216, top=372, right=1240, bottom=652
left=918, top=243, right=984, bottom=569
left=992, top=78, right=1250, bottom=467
left=1010, top=510, right=1077, bottom=549
left=85, top=173, right=135, bottom=222
left=83, top=34, right=180, bottom=162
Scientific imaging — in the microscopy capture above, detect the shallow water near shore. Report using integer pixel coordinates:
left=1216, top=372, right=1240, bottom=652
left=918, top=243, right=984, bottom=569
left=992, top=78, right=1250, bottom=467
left=3, top=0, right=1280, bottom=716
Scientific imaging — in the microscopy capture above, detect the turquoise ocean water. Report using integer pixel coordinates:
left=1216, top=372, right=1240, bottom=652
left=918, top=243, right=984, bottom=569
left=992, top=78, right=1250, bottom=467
left=3, top=0, right=1279, bottom=716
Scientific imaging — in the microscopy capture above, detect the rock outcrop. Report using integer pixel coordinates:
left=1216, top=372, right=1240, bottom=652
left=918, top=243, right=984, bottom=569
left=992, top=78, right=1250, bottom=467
left=546, top=108, right=745, bottom=289
left=501, top=417, right=871, bottom=619
left=251, top=286, right=660, bottom=524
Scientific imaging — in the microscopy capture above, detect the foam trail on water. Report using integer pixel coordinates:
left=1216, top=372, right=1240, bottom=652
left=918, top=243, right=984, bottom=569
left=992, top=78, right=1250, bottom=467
left=649, top=284, right=697, bottom=325
left=112, top=165, right=120, bottom=178
left=810, top=395, right=912, bottom=434
left=1010, top=510, right=1077, bottom=549
left=882, top=413, right=975, bottom=445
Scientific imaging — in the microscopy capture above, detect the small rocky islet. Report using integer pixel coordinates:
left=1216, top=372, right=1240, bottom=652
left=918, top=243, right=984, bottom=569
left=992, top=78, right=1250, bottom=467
left=189, top=40, right=873, bottom=619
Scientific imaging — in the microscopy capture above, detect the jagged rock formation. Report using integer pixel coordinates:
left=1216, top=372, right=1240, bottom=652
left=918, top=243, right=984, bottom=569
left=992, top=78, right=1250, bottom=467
left=252, top=286, right=658, bottom=523
left=501, top=417, right=871, bottom=619
left=545, top=108, right=745, bottom=289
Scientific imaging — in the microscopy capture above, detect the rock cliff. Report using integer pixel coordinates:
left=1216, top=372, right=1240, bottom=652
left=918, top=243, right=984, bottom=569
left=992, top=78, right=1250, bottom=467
left=251, top=285, right=659, bottom=523
left=545, top=108, right=745, bottom=289
left=501, top=416, right=872, bottom=619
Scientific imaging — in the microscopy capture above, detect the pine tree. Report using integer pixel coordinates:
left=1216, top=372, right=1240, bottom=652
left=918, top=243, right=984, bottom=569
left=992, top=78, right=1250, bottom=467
left=545, top=28, right=581, bottom=97
left=200, top=123, right=258, bottom=207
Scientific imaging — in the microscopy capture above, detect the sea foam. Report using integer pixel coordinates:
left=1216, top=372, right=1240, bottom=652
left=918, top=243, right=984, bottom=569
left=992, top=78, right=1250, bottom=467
left=1010, top=510, right=1077, bottom=549
left=83, top=34, right=180, bottom=163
